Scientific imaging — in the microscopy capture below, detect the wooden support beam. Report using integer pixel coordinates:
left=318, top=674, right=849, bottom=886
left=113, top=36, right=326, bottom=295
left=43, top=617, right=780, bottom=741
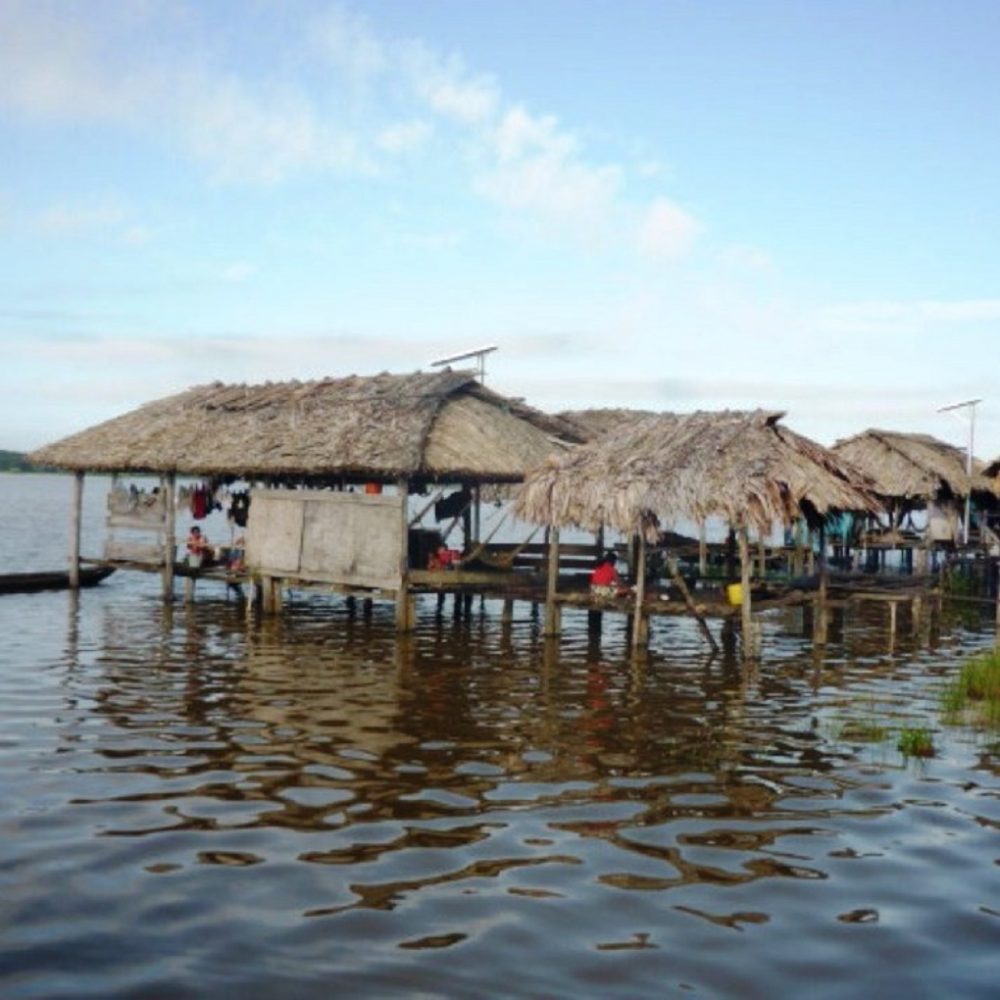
left=699, top=521, right=707, bottom=576
left=501, top=599, right=514, bottom=625
left=995, top=569, right=1000, bottom=645
left=666, top=554, right=719, bottom=654
left=814, top=524, right=828, bottom=646
left=396, top=476, right=414, bottom=633
left=738, top=526, right=754, bottom=660
left=69, top=471, right=84, bottom=589
left=632, top=532, right=649, bottom=650
left=543, top=527, right=561, bottom=636
left=408, top=485, right=448, bottom=528
left=162, top=471, right=176, bottom=603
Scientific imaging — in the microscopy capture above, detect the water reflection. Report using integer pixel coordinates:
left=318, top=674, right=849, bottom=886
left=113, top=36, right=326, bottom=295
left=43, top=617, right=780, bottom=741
left=3, top=589, right=998, bottom=998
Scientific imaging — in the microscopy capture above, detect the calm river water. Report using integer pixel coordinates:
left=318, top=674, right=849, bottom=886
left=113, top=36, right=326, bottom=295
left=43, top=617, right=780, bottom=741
left=1, top=473, right=998, bottom=998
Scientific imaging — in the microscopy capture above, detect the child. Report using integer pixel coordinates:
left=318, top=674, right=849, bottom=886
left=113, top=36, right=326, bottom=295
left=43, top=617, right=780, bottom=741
left=186, top=526, right=210, bottom=567
left=590, top=551, right=622, bottom=597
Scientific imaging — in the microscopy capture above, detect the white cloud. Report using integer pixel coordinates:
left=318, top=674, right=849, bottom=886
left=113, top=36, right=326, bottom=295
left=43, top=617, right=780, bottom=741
left=30, top=197, right=154, bottom=247
left=0, top=2, right=137, bottom=122
left=178, top=76, right=337, bottom=184
left=311, top=5, right=387, bottom=89
left=377, top=119, right=432, bottom=154
left=403, top=42, right=500, bottom=125
left=0, top=2, right=702, bottom=257
left=394, top=230, right=463, bottom=251
left=121, top=225, right=152, bottom=247
left=636, top=197, right=702, bottom=260
left=815, top=298, right=1000, bottom=336
left=221, top=262, right=258, bottom=283
left=37, top=200, right=126, bottom=234
left=475, top=105, right=622, bottom=237
left=717, top=243, right=775, bottom=273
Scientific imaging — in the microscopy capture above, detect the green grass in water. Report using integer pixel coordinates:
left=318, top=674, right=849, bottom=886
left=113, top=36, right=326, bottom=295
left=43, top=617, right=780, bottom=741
left=836, top=719, right=889, bottom=743
left=942, top=648, right=1000, bottom=729
left=897, top=726, right=935, bottom=758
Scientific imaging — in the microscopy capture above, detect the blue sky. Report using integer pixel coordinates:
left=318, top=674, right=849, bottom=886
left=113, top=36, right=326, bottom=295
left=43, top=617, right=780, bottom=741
left=2, top=0, right=998, bottom=459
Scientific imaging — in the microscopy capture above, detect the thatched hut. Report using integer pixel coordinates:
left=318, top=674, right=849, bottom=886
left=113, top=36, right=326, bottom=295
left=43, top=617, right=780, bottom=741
left=29, top=370, right=581, bottom=622
left=556, top=408, right=662, bottom=442
left=515, top=409, right=881, bottom=652
left=517, top=409, right=879, bottom=538
left=30, top=370, right=579, bottom=483
left=831, top=428, right=994, bottom=546
left=831, top=429, right=985, bottom=504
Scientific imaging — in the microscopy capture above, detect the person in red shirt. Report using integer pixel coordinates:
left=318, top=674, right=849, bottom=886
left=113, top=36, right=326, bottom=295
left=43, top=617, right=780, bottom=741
left=590, top=551, right=621, bottom=596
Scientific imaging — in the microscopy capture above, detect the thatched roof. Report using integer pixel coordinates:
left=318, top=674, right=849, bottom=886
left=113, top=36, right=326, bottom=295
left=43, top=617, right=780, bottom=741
left=831, top=428, right=989, bottom=501
left=29, top=370, right=579, bottom=483
left=556, top=408, right=662, bottom=442
left=515, top=409, right=881, bottom=538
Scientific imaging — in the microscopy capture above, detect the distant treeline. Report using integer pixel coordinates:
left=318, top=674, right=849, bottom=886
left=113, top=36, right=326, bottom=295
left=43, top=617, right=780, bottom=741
left=0, top=449, right=49, bottom=472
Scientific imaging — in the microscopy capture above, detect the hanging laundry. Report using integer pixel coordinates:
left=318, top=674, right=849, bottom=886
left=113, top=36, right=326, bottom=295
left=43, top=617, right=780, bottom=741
left=229, top=491, right=251, bottom=528
left=435, top=489, right=471, bottom=522
left=191, top=483, right=209, bottom=519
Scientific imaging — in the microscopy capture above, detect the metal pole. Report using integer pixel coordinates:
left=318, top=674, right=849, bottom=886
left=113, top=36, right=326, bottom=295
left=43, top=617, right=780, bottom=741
left=964, top=404, right=976, bottom=545
left=69, top=471, right=84, bottom=589
left=939, top=397, right=981, bottom=546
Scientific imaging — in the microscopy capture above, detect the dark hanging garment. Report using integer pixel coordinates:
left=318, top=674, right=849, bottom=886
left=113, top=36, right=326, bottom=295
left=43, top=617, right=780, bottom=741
left=435, top=489, right=471, bottom=522
left=191, top=485, right=209, bottom=520
left=230, top=492, right=250, bottom=528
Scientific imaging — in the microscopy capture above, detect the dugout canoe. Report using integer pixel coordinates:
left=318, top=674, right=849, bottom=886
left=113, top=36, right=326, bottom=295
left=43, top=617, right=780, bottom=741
left=0, top=565, right=116, bottom=595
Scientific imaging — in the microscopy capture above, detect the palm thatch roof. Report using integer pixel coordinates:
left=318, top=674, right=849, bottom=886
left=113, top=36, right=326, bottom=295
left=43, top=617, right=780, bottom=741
left=29, top=371, right=580, bottom=483
left=515, top=409, right=882, bottom=538
left=831, top=428, right=990, bottom=501
left=556, top=408, right=662, bottom=442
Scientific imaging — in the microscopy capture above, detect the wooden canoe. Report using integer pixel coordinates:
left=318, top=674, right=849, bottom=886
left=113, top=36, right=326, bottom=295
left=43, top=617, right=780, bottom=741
left=0, top=565, right=116, bottom=595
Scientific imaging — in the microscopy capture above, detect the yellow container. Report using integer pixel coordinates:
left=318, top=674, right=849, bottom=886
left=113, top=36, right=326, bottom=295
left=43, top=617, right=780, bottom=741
left=726, top=583, right=743, bottom=606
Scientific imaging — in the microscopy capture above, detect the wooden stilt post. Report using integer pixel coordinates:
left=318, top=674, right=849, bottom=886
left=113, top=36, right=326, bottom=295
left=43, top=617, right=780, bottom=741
left=814, top=523, right=829, bottom=645
left=699, top=521, right=707, bottom=577
left=396, top=476, right=415, bottom=633
left=667, top=555, right=719, bottom=654
left=69, top=470, right=84, bottom=589
left=738, top=525, right=753, bottom=660
left=543, top=526, right=561, bottom=637
left=462, top=491, right=473, bottom=555
left=590, top=525, right=604, bottom=636
left=995, top=577, right=1000, bottom=645
left=501, top=599, right=513, bottom=625
left=163, top=471, right=176, bottom=603
left=757, top=534, right=767, bottom=579
left=633, top=532, right=648, bottom=651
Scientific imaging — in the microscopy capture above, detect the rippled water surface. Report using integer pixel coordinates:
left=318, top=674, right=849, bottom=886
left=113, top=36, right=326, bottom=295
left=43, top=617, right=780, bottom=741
left=1, top=474, right=999, bottom=998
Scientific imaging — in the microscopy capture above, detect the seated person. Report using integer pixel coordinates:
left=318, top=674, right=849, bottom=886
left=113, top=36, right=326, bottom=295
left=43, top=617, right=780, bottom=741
left=428, top=543, right=462, bottom=570
left=590, top=551, right=623, bottom=596
left=227, top=535, right=246, bottom=573
left=186, top=526, right=211, bottom=567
